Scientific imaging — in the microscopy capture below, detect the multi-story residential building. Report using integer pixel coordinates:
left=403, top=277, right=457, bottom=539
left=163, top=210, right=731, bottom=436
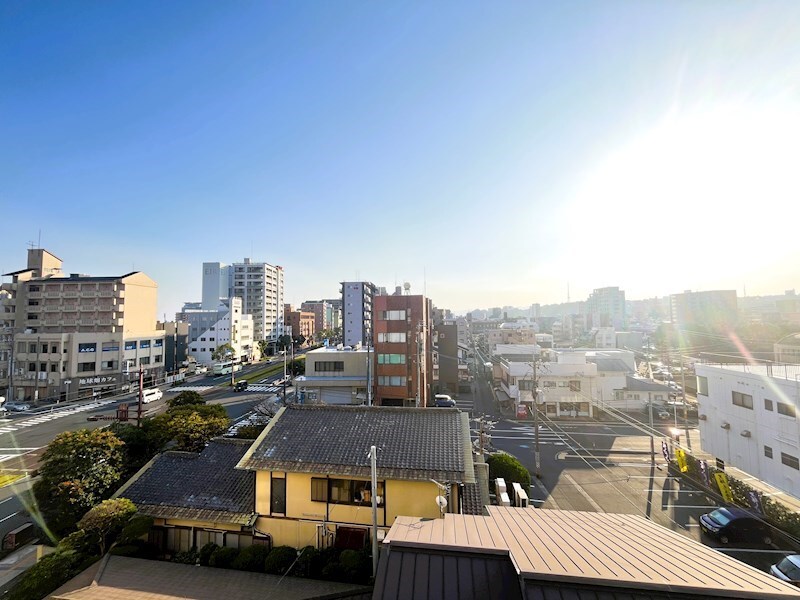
left=202, top=259, right=284, bottom=345
left=487, top=322, right=537, bottom=354
left=321, top=298, right=342, bottom=332
left=696, top=362, right=800, bottom=497
left=373, top=292, right=433, bottom=407
left=341, top=282, right=376, bottom=347
left=2, top=249, right=165, bottom=402
left=586, top=286, right=626, bottom=329
left=670, top=290, right=738, bottom=330
left=178, top=297, right=254, bottom=366
left=294, top=346, right=370, bottom=404
left=283, top=304, right=315, bottom=342
left=300, top=300, right=330, bottom=335
left=435, top=321, right=459, bottom=395
left=592, top=327, right=616, bottom=349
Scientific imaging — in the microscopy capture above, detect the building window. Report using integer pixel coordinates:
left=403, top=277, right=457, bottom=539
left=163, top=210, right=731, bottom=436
left=140, top=340, right=151, bottom=349
left=377, top=354, right=406, bottom=364
left=311, top=478, right=328, bottom=502
left=154, top=339, right=163, bottom=347
left=697, top=375, right=708, bottom=396
left=124, top=341, right=136, bottom=351
left=377, top=332, right=406, bottom=343
left=542, top=381, right=556, bottom=388
left=102, top=360, right=116, bottom=370
left=78, top=362, right=95, bottom=372
left=380, top=310, right=406, bottom=321
left=378, top=376, right=407, bottom=386
left=28, top=362, right=36, bottom=372
left=78, top=343, right=97, bottom=354
left=139, top=357, right=150, bottom=365
left=51, top=345, right=58, bottom=353
left=781, top=453, right=799, bottom=470
left=569, top=380, right=581, bottom=392
left=26, top=314, right=38, bottom=320
left=777, top=403, right=796, bottom=418
left=41, top=343, right=48, bottom=353
left=765, top=398, right=774, bottom=411
left=765, top=446, right=773, bottom=459
left=315, top=361, right=344, bottom=372
left=732, top=391, right=753, bottom=409
left=50, top=363, right=57, bottom=373
left=28, top=343, right=37, bottom=354
left=326, top=478, right=384, bottom=506
left=271, top=476, right=286, bottom=514
left=39, top=363, right=46, bottom=372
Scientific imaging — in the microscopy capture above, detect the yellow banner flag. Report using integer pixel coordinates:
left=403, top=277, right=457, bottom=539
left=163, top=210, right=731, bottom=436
left=675, top=449, right=688, bottom=473
left=714, top=472, right=734, bottom=503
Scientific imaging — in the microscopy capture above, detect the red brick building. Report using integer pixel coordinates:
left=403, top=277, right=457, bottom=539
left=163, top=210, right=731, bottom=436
left=373, top=293, right=433, bottom=407
left=283, top=304, right=315, bottom=343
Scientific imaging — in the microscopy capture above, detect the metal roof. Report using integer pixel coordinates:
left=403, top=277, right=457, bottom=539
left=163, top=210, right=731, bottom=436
left=625, top=375, right=672, bottom=392
left=380, top=507, right=800, bottom=599
left=237, top=404, right=476, bottom=484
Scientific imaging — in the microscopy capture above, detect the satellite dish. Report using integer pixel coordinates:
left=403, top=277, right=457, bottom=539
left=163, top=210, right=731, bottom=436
left=403, top=282, right=411, bottom=292
left=435, top=495, right=448, bottom=509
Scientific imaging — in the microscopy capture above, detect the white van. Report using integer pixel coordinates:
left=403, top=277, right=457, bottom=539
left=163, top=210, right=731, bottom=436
left=141, top=388, right=163, bottom=404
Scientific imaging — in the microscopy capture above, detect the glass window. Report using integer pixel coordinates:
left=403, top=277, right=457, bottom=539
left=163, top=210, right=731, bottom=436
left=777, top=403, right=796, bottom=418
left=697, top=375, right=708, bottom=396
left=377, top=354, right=406, bottom=364
left=271, top=477, right=286, bottom=514
left=28, top=343, right=36, bottom=353
left=732, top=391, right=753, bottom=409
left=139, top=357, right=150, bottom=365
left=154, top=339, right=163, bottom=347
left=51, top=345, right=58, bottom=353
left=124, top=341, right=136, bottom=351
left=764, top=398, right=774, bottom=411
left=380, top=310, right=406, bottom=320
left=311, top=478, right=328, bottom=502
left=78, top=362, right=95, bottom=372
left=377, top=332, right=406, bottom=343
left=764, top=446, right=773, bottom=459
left=569, top=380, right=581, bottom=392
left=139, top=340, right=151, bottom=349
left=781, top=453, right=799, bottom=470
left=78, top=343, right=97, bottom=354
left=777, top=557, right=800, bottom=581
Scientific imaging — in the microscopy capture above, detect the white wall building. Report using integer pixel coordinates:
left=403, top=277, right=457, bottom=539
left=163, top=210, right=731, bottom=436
left=592, top=327, right=616, bottom=349
left=179, top=298, right=255, bottom=366
left=696, top=362, right=800, bottom=497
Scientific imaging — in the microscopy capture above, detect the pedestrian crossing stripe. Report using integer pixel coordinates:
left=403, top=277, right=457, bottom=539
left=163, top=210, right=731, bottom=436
left=169, top=385, right=214, bottom=392
left=0, top=400, right=115, bottom=436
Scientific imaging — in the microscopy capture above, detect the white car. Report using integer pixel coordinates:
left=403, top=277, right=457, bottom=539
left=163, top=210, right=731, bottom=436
left=771, top=555, right=800, bottom=586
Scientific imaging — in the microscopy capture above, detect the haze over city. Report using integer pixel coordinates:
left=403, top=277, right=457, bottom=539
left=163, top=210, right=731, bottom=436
left=3, top=1, right=800, bottom=316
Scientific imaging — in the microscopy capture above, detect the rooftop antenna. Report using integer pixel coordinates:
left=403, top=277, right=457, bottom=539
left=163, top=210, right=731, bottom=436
left=403, top=282, right=411, bottom=295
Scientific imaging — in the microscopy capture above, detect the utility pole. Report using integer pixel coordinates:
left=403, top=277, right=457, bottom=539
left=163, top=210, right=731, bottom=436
left=532, top=356, right=541, bottom=478
left=415, top=323, right=422, bottom=408
left=136, top=368, right=144, bottom=428
left=367, top=340, right=372, bottom=406
left=649, top=397, right=655, bottom=465
left=369, top=445, right=379, bottom=578
left=681, top=353, right=689, bottom=448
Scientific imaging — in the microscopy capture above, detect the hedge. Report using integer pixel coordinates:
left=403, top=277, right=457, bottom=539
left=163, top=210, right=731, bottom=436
left=487, top=452, right=531, bottom=490
left=264, top=545, right=297, bottom=575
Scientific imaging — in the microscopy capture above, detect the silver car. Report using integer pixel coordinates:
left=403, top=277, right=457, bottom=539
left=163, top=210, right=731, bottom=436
left=5, top=402, right=31, bottom=412
left=771, top=555, right=800, bottom=586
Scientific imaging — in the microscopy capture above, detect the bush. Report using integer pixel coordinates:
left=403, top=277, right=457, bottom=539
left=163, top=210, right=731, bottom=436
left=172, top=546, right=198, bottom=564
left=264, top=545, right=297, bottom=575
left=118, top=515, right=154, bottom=544
left=58, top=529, right=99, bottom=556
left=110, top=540, right=159, bottom=559
left=6, top=550, right=88, bottom=600
left=208, top=546, right=239, bottom=568
left=487, top=452, right=531, bottom=490
left=168, top=390, right=205, bottom=408
left=232, top=544, right=270, bottom=572
left=293, top=546, right=323, bottom=578
left=198, top=542, right=219, bottom=566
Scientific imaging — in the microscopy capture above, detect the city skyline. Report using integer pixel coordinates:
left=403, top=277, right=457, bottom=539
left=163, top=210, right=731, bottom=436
left=3, top=1, right=799, bottom=316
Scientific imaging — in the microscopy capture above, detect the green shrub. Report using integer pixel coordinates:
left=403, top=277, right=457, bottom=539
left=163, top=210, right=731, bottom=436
left=232, top=544, right=270, bottom=572
left=198, top=542, right=219, bottom=566
left=118, top=515, right=154, bottom=544
left=208, top=546, right=239, bottom=568
left=487, top=452, right=531, bottom=490
left=293, top=546, right=323, bottom=578
left=110, top=540, right=159, bottom=559
left=7, top=550, right=88, bottom=600
left=172, top=546, right=198, bottom=564
left=264, top=545, right=297, bottom=575
left=58, top=529, right=99, bottom=556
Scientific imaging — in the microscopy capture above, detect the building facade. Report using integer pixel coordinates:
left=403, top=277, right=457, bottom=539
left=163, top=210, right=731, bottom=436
left=670, top=290, right=738, bottom=330
left=586, top=286, right=626, bottom=329
left=294, top=347, right=369, bottom=404
left=2, top=249, right=165, bottom=402
left=341, top=281, right=375, bottom=347
left=300, top=300, right=330, bottom=335
left=283, top=304, right=315, bottom=342
left=373, top=293, right=433, bottom=407
left=696, top=362, right=800, bottom=497
left=178, top=297, right=255, bottom=365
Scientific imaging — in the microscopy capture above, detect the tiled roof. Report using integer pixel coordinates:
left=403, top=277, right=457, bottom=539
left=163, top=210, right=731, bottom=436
left=237, top=404, right=475, bottom=484
left=116, top=438, right=255, bottom=525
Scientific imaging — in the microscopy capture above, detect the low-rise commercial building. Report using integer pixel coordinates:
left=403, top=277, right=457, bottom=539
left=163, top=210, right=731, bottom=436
left=293, top=346, right=369, bottom=404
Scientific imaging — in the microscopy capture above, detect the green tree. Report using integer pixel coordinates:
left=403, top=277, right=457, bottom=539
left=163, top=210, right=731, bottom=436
left=277, top=335, right=292, bottom=351
left=77, top=498, right=137, bottom=555
left=33, top=429, right=126, bottom=536
left=167, top=390, right=205, bottom=408
left=288, top=358, right=305, bottom=376
left=295, top=334, right=306, bottom=346
left=486, top=452, right=531, bottom=490
left=211, top=343, right=235, bottom=361
left=153, top=404, right=230, bottom=452
left=106, top=422, right=154, bottom=479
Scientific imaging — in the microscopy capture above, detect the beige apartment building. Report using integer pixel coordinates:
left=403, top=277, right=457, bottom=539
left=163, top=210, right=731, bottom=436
left=1, top=249, right=165, bottom=402
left=293, top=346, right=369, bottom=404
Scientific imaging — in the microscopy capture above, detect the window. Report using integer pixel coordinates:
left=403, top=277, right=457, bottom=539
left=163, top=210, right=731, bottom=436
left=200, top=338, right=206, bottom=342
left=50, top=363, right=57, bottom=373
left=380, top=310, right=406, bottom=321
left=315, top=361, right=344, bottom=372
left=102, top=360, right=116, bottom=370
left=543, top=381, right=556, bottom=388
left=28, top=343, right=37, bottom=354
left=154, top=339, right=163, bottom=347
left=311, top=478, right=328, bottom=502
left=378, top=376, right=407, bottom=386
left=697, top=375, right=708, bottom=396
left=51, top=345, right=58, bottom=353
left=765, top=398, right=774, bottom=411
left=27, top=300, right=39, bottom=306
left=569, top=380, right=581, bottom=392
left=78, top=362, right=95, bottom=372
left=139, top=340, right=150, bottom=349
left=29, top=285, right=40, bottom=292
left=765, top=446, right=773, bottom=459
left=270, top=476, right=286, bottom=514
left=781, top=452, right=799, bottom=470
left=325, top=478, right=384, bottom=506
left=777, top=403, right=796, bottom=418
left=28, top=362, right=36, bottom=372
left=377, top=332, right=406, bottom=343
left=732, top=391, right=753, bottom=409
left=39, top=363, right=46, bottom=372
left=78, top=343, right=97, bottom=354
left=41, top=343, right=48, bottom=353
left=154, top=355, right=162, bottom=363
left=139, top=357, right=150, bottom=365
left=124, top=341, right=136, bottom=351
left=26, top=314, right=38, bottom=320
left=377, top=354, right=406, bottom=364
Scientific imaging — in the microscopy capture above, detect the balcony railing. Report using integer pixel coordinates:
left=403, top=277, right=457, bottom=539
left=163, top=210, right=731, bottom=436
left=63, top=291, right=79, bottom=298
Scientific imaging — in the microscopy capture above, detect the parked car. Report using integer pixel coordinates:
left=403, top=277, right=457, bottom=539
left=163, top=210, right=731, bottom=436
left=699, top=506, right=774, bottom=545
left=770, top=555, right=800, bottom=586
left=4, top=402, right=31, bottom=412
left=433, top=394, right=456, bottom=408
left=234, top=381, right=248, bottom=392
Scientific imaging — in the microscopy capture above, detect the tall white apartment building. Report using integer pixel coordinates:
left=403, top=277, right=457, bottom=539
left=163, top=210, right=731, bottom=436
left=177, top=297, right=255, bottom=365
left=202, top=259, right=284, bottom=344
left=341, top=281, right=375, bottom=347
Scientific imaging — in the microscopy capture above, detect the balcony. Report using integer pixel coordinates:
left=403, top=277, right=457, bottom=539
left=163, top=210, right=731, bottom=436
left=80, top=290, right=97, bottom=297
left=27, top=291, right=42, bottom=299
left=63, top=291, right=79, bottom=298
left=44, top=291, right=61, bottom=298
left=43, top=305, right=61, bottom=313
left=79, top=304, right=97, bottom=312
left=79, top=319, right=96, bottom=326
left=98, top=291, right=113, bottom=298
left=62, top=319, right=77, bottom=326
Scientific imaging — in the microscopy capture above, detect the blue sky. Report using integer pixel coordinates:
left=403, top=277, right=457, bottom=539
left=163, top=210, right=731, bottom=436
left=2, top=1, right=800, bottom=316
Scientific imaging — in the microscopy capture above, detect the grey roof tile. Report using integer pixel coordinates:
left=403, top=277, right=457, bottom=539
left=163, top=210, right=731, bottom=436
left=237, top=405, right=475, bottom=483
left=120, top=438, right=255, bottom=525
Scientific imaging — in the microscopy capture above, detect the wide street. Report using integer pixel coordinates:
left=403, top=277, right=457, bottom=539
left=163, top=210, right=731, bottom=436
left=461, top=360, right=800, bottom=575
left=0, top=357, right=291, bottom=544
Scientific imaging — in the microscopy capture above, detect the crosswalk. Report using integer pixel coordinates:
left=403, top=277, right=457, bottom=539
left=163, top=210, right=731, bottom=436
left=169, top=385, right=214, bottom=392
left=0, top=400, right=116, bottom=435
left=472, top=424, right=568, bottom=447
left=169, top=384, right=283, bottom=394
left=246, top=385, right=281, bottom=393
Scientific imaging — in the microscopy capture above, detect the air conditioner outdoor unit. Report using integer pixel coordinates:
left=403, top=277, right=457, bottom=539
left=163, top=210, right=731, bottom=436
left=498, top=492, right=511, bottom=507
left=740, top=430, right=752, bottom=438
left=495, top=478, right=507, bottom=495
left=698, top=414, right=707, bottom=420
left=720, top=422, right=731, bottom=430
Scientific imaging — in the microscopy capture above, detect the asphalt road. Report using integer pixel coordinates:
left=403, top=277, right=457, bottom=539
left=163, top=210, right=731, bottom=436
left=461, top=354, right=800, bottom=576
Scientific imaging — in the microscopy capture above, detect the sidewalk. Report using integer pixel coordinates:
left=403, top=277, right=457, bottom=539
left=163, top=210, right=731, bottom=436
left=0, top=544, right=54, bottom=593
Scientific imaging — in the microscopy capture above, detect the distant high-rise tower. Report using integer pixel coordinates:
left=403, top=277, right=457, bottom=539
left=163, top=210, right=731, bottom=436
left=341, top=281, right=376, bottom=347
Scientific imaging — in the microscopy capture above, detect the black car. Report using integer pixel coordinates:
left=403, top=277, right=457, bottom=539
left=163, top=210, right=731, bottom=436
left=233, top=381, right=248, bottom=392
left=699, top=506, right=774, bottom=545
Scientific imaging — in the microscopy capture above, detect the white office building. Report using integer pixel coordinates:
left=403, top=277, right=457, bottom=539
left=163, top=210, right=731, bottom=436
left=178, top=297, right=255, bottom=366
left=202, top=259, right=284, bottom=344
left=696, top=362, right=800, bottom=497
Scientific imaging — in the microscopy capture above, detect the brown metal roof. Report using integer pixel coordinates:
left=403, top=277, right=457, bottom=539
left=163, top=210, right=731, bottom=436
left=383, top=508, right=800, bottom=599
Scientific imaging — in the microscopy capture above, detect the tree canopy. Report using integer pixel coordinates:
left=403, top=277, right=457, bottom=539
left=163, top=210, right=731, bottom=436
left=212, top=343, right=235, bottom=361
left=167, top=390, right=205, bottom=408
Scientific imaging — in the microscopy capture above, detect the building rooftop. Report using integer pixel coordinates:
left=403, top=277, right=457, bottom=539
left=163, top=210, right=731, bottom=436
left=587, top=357, right=632, bottom=373
left=625, top=375, right=672, bottom=392
left=697, top=362, right=800, bottom=382
left=236, top=404, right=475, bottom=484
left=115, top=438, right=255, bottom=526
left=376, top=507, right=800, bottom=599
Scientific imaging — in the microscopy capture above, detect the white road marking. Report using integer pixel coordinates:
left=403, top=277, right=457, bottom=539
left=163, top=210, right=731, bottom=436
left=0, top=511, right=20, bottom=523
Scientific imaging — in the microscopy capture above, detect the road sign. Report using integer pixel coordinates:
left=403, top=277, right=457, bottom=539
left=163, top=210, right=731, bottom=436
left=516, top=405, right=528, bottom=419
left=661, top=439, right=670, bottom=462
